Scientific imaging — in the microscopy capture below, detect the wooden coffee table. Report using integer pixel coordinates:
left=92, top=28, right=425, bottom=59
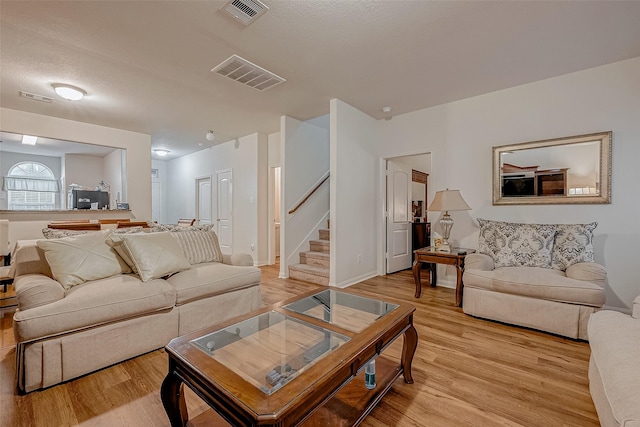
left=161, top=288, right=417, bottom=426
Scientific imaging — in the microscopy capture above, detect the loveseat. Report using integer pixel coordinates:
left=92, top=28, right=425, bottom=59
left=11, top=225, right=262, bottom=393
left=462, top=219, right=606, bottom=339
left=588, top=295, right=640, bottom=427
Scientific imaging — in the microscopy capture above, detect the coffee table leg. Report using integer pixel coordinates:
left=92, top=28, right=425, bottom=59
left=401, top=324, right=418, bottom=384
left=161, top=370, right=188, bottom=427
left=412, top=260, right=422, bottom=298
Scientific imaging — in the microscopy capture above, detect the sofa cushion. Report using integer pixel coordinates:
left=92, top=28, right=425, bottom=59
left=37, top=230, right=132, bottom=289
left=588, top=310, right=640, bottom=426
left=166, top=262, right=261, bottom=305
left=170, top=230, right=223, bottom=264
left=477, top=219, right=556, bottom=268
left=12, top=274, right=176, bottom=341
left=119, top=232, right=191, bottom=282
left=463, top=266, right=605, bottom=306
left=551, top=222, right=597, bottom=271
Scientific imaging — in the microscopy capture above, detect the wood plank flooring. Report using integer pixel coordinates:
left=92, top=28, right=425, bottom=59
left=0, top=266, right=598, bottom=426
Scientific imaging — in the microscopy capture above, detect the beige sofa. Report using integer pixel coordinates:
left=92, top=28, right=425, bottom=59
left=588, top=296, right=640, bottom=427
left=11, top=228, right=262, bottom=393
left=462, top=219, right=606, bottom=339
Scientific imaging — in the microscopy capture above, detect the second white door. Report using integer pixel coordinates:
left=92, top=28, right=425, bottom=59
left=216, top=170, right=233, bottom=253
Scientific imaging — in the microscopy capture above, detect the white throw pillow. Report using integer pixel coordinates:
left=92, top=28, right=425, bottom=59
left=37, top=230, right=132, bottom=289
left=119, top=232, right=191, bottom=282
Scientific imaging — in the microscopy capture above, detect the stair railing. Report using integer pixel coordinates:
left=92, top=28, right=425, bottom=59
left=288, top=171, right=330, bottom=215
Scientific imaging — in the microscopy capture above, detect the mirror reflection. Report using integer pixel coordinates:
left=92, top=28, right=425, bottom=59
left=493, top=132, right=611, bottom=205
left=0, top=131, right=126, bottom=211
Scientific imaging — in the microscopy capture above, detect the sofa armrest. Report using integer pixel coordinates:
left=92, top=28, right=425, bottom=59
left=12, top=240, right=53, bottom=278
left=633, top=295, right=640, bottom=319
left=464, top=253, right=494, bottom=271
left=565, top=262, right=607, bottom=287
left=222, top=253, right=254, bottom=267
left=14, top=274, right=65, bottom=311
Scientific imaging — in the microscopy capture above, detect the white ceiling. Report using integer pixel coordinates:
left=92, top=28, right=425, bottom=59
left=1, top=1, right=640, bottom=160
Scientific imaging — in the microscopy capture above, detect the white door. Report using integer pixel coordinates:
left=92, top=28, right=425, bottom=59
left=151, top=181, right=162, bottom=223
left=386, top=161, right=412, bottom=273
left=216, top=170, right=233, bottom=253
left=196, top=177, right=212, bottom=225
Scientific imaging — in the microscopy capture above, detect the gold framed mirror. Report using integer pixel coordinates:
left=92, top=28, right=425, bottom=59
left=493, top=131, right=612, bottom=205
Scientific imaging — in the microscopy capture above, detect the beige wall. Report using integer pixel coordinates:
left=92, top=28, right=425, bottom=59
left=0, top=108, right=151, bottom=247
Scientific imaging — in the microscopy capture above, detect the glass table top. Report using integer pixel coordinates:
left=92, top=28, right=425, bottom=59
left=283, top=289, right=399, bottom=333
left=190, top=311, right=350, bottom=395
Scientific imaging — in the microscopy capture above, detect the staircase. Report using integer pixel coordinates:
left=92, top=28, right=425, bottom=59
left=289, top=227, right=330, bottom=286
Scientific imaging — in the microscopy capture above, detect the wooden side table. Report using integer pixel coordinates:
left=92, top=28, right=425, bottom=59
left=412, top=247, right=475, bottom=306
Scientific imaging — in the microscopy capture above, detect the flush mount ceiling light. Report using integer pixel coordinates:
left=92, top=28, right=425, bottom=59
left=153, top=149, right=170, bottom=157
left=22, top=135, right=38, bottom=145
left=52, top=83, right=86, bottom=101
left=206, top=130, right=215, bottom=141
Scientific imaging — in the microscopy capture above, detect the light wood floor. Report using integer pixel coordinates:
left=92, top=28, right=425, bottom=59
left=0, top=266, right=599, bottom=426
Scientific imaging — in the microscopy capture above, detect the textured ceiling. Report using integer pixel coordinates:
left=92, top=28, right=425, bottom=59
left=1, top=1, right=640, bottom=159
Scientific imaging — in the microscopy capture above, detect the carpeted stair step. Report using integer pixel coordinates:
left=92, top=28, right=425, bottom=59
left=309, top=239, right=329, bottom=254
left=300, top=251, right=330, bottom=268
left=318, top=229, right=330, bottom=241
left=289, top=264, right=329, bottom=286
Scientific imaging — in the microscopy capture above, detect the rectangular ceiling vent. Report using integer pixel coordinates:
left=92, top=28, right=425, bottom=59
left=212, top=54, right=285, bottom=91
left=221, top=0, right=268, bottom=26
left=20, top=91, right=53, bottom=103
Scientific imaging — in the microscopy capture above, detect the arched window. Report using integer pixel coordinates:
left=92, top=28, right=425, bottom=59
left=5, top=162, right=59, bottom=210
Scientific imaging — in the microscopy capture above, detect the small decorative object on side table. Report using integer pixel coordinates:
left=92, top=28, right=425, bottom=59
left=412, top=246, right=476, bottom=306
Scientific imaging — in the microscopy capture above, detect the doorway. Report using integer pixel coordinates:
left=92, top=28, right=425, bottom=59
left=269, top=166, right=281, bottom=265
left=384, top=153, right=431, bottom=274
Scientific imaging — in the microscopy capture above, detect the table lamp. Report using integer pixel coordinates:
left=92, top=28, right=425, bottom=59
left=428, top=189, right=471, bottom=252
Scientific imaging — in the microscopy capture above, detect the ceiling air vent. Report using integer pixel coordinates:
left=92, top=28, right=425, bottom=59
left=20, top=91, right=53, bottom=103
left=221, top=0, right=268, bottom=26
left=212, top=54, right=285, bottom=91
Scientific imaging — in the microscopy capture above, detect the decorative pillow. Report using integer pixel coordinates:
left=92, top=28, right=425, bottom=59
left=106, top=233, right=143, bottom=274
left=36, top=230, right=132, bottom=289
left=149, top=223, right=214, bottom=233
left=42, top=228, right=93, bottom=239
left=477, top=219, right=556, bottom=268
left=119, top=232, right=191, bottom=282
left=170, top=230, right=223, bottom=264
left=43, top=226, right=144, bottom=239
left=551, top=222, right=597, bottom=271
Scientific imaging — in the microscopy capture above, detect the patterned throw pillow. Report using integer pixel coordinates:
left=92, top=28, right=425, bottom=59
left=148, top=223, right=214, bottom=233
left=477, top=219, right=556, bottom=268
left=551, top=222, right=597, bottom=271
left=42, top=228, right=93, bottom=239
left=169, top=230, right=223, bottom=264
left=43, top=226, right=144, bottom=239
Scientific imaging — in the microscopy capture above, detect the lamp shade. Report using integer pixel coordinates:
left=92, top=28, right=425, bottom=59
left=428, top=190, right=471, bottom=212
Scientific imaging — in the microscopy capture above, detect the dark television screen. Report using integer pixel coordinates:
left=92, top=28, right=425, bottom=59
left=72, top=190, right=109, bottom=209
left=502, top=176, right=534, bottom=197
